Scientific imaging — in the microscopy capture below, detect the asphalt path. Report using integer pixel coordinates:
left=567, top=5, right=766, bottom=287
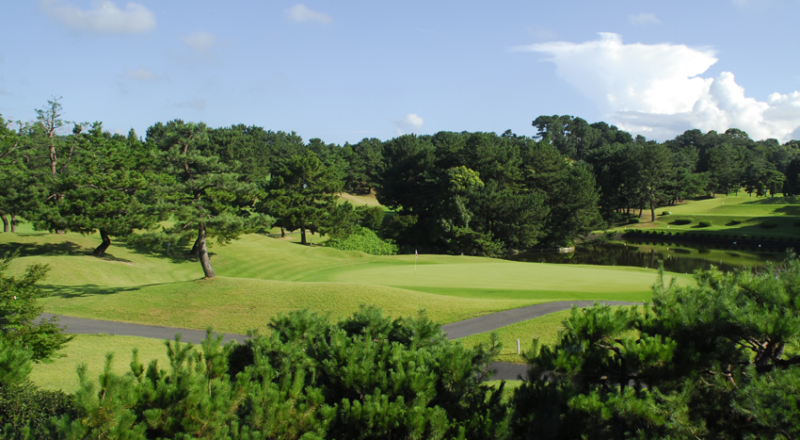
left=40, top=300, right=639, bottom=381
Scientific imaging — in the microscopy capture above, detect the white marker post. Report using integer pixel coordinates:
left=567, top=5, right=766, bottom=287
left=517, top=339, right=521, bottom=354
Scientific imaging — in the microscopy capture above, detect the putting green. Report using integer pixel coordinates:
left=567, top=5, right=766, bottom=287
left=315, top=261, right=664, bottom=297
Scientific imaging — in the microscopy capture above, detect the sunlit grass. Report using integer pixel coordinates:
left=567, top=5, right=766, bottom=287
left=30, top=334, right=176, bottom=393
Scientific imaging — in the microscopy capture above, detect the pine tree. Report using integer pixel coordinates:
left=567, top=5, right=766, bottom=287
left=145, top=120, right=267, bottom=278
left=0, top=253, right=71, bottom=362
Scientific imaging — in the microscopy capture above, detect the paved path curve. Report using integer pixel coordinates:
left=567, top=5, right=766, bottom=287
left=40, top=300, right=639, bottom=381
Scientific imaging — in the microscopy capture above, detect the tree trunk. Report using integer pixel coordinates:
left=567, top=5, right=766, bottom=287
left=10, top=214, right=16, bottom=233
left=300, top=228, right=307, bottom=245
left=190, top=236, right=201, bottom=256
left=197, top=223, right=216, bottom=278
left=1, top=214, right=8, bottom=233
left=93, top=230, right=111, bottom=257
left=650, top=203, right=656, bottom=223
left=281, top=227, right=285, bottom=238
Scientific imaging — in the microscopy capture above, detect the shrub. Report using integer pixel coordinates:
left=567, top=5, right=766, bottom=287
left=628, top=218, right=640, bottom=224
left=761, top=222, right=778, bottom=229
left=356, top=205, right=385, bottom=231
left=661, top=211, right=671, bottom=216
left=0, top=382, right=75, bottom=439
left=729, top=220, right=742, bottom=226
left=673, top=219, right=692, bottom=225
left=325, top=227, right=398, bottom=255
left=698, top=221, right=712, bottom=228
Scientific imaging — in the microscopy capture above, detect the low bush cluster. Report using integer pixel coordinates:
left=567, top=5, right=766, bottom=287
left=698, top=220, right=713, bottom=227
left=325, top=227, right=398, bottom=255
left=673, top=218, right=692, bottom=225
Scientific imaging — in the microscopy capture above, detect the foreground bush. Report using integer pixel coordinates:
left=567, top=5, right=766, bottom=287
left=0, top=383, right=74, bottom=440
left=40, top=308, right=508, bottom=440
left=325, top=226, right=398, bottom=255
left=511, top=255, right=800, bottom=439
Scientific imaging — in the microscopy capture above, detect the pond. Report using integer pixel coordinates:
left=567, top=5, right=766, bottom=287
left=511, top=241, right=791, bottom=273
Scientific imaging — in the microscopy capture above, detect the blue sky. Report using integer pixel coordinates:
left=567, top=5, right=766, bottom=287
left=2, top=1, right=800, bottom=144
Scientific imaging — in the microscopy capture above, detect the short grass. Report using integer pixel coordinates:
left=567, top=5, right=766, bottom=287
left=3, top=223, right=687, bottom=334
left=612, top=194, right=800, bottom=238
left=30, top=334, right=175, bottom=393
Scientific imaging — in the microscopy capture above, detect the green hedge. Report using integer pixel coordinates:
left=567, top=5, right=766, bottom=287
left=673, top=219, right=692, bottom=225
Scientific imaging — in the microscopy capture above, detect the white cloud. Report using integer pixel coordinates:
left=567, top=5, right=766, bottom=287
left=518, top=33, right=800, bottom=142
left=629, top=13, right=660, bottom=26
left=285, top=4, right=332, bottom=24
left=39, top=0, right=155, bottom=34
left=392, top=113, right=424, bottom=135
left=181, top=32, right=217, bottom=53
left=125, top=68, right=157, bottom=81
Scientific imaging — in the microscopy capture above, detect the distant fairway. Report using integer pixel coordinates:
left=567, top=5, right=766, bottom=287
left=2, top=222, right=687, bottom=335
left=613, top=194, right=800, bottom=238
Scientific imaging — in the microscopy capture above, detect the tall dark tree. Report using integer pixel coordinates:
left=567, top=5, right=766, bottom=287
left=147, top=120, right=265, bottom=278
left=33, top=123, right=161, bottom=256
left=635, top=142, right=672, bottom=222
left=257, top=150, right=342, bottom=245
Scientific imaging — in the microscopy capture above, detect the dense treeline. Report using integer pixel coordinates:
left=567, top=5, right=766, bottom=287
left=3, top=99, right=800, bottom=276
left=4, top=250, right=800, bottom=439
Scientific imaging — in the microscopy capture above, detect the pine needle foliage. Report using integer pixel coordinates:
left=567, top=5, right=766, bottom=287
left=511, top=253, right=800, bottom=439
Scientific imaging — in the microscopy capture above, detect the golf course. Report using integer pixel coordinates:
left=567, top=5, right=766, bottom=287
left=1, top=216, right=685, bottom=392
left=5, top=193, right=798, bottom=393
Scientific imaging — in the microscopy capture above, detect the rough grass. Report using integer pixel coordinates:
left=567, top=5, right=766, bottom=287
left=29, top=334, right=175, bottom=393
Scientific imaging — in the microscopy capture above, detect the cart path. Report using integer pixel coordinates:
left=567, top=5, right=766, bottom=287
left=39, top=300, right=640, bottom=381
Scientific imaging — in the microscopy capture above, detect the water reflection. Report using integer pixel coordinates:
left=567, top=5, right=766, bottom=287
left=511, top=242, right=788, bottom=273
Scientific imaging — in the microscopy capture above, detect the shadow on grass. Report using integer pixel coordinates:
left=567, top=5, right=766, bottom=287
left=0, top=240, right=135, bottom=263
left=741, top=196, right=800, bottom=205
left=40, top=281, right=189, bottom=299
left=773, top=206, right=800, bottom=216
left=117, top=240, right=215, bottom=265
left=0, top=241, right=87, bottom=257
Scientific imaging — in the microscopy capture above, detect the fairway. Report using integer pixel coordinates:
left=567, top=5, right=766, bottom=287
left=664, top=194, right=800, bottom=217
left=2, top=222, right=688, bottom=334
left=314, top=260, right=663, bottom=301
left=612, top=194, right=800, bottom=239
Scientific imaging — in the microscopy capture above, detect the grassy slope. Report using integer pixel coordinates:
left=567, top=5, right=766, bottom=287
left=30, top=334, right=174, bottom=392
left=337, top=192, right=386, bottom=209
left=3, top=222, right=686, bottom=334
left=612, top=194, right=800, bottom=238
